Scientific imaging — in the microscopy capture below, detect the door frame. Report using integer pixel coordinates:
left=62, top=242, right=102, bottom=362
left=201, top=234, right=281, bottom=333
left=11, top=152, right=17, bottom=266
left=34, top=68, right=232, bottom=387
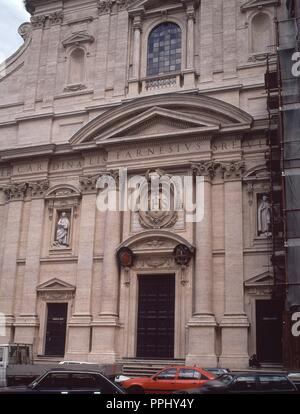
left=37, top=299, right=72, bottom=357
left=120, top=267, right=190, bottom=360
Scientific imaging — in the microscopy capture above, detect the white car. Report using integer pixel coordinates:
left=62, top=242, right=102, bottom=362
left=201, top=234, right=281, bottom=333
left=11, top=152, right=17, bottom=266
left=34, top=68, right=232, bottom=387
left=59, top=361, right=95, bottom=365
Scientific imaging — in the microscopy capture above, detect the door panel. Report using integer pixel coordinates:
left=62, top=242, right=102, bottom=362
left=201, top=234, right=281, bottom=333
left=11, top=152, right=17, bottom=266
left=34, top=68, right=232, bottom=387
left=45, top=303, right=68, bottom=357
left=256, top=300, right=283, bottom=363
left=137, top=275, right=175, bottom=359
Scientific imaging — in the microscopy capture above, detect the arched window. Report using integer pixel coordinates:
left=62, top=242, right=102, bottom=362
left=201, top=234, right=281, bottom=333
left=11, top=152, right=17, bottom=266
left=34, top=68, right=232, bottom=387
left=68, top=48, right=85, bottom=85
left=147, top=23, right=182, bottom=77
left=251, top=13, right=271, bottom=54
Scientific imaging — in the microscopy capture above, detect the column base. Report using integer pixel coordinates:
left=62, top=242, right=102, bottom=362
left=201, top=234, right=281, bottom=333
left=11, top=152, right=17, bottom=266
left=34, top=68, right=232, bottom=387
left=0, top=315, right=15, bottom=344
left=128, top=79, right=140, bottom=96
left=186, top=314, right=217, bottom=367
left=66, top=315, right=92, bottom=359
left=219, top=314, right=250, bottom=369
left=89, top=316, right=120, bottom=364
left=182, top=69, right=197, bottom=89
left=14, top=316, right=39, bottom=345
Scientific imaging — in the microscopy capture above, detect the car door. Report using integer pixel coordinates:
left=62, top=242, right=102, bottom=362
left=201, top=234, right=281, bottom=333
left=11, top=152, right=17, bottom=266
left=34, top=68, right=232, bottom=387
left=147, top=368, right=178, bottom=393
left=176, top=368, right=208, bottom=391
left=33, top=372, right=71, bottom=394
left=228, top=375, right=258, bottom=394
left=68, top=372, right=123, bottom=394
left=258, top=375, right=297, bottom=394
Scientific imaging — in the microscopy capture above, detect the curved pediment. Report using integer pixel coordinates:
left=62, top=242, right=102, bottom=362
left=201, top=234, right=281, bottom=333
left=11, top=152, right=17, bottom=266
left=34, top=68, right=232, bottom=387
left=70, top=93, right=253, bottom=148
left=118, top=229, right=195, bottom=254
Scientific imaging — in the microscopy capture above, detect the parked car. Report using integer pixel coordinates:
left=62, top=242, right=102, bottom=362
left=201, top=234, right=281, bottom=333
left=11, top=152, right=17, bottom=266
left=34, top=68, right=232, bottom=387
left=288, top=372, right=300, bottom=391
left=175, top=372, right=298, bottom=394
left=120, top=366, right=215, bottom=394
left=204, top=368, right=230, bottom=377
left=0, top=368, right=126, bottom=394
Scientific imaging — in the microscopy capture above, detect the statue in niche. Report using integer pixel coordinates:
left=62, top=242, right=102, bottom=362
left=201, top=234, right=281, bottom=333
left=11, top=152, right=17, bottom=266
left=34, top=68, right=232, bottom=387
left=54, top=211, right=70, bottom=247
left=258, top=195, right=272, bottom=237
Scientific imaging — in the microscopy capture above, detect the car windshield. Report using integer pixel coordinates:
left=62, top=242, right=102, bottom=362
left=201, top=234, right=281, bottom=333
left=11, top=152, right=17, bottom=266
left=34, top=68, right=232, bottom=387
left=218, top=374, right=233, bottom=385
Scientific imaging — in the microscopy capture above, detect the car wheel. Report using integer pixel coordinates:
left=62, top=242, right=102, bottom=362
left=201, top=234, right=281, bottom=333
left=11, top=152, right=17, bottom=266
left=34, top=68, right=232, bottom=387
left=127, top=385, right=145, bottom=394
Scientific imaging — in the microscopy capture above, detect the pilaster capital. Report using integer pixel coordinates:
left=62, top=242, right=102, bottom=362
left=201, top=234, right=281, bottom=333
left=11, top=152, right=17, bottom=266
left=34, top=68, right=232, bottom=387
left=220, top=161, right=245, bottom=180
left=27, top=180, right=50, bottom=199
left=30, top=15, right=47, bottom=29
left=79, top=175, right=101, bottom=194
left=191, top=161, right=218, bottom=180
left=48, top=11, right=64, bottom=26
left=98, top=0, right=114, bottom=15
left=3, top=182, right=27, bottom=201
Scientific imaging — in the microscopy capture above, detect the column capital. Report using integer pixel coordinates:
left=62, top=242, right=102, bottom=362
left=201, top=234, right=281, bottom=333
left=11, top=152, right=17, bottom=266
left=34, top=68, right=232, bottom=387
left=132, top=13, right=143, bottom=30
left=30, top=15, right=47, bottom=29
left=98, top=0, right=114, bottom=15
left=186, top=5, right=196, bottom=21
left=220, top=161, right=245, bottom=180
left=191, top=161, right=218, bottom=180
left=27, top=180, right=49, bottom=199
left=79, top=174, right=100, bottom=194
left=2, top=182, right=27, bottom=201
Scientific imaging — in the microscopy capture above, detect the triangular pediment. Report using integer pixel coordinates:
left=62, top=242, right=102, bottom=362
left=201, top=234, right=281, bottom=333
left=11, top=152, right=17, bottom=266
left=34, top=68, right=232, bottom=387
left=96, top=107, right=218, bottom=142
left=36, top=278, right=76, bottom=292
left=62, top=32, right=94, bottom=48
left=245, top=271, right=274, bottom=287
left=241, top=0, right=280, bottom=12
left=70, top=93, right=253, bottom=147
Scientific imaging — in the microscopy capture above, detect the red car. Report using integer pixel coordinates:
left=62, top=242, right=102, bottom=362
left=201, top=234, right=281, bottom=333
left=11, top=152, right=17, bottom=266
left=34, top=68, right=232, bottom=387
left=121, top=366, right=215, bottom=394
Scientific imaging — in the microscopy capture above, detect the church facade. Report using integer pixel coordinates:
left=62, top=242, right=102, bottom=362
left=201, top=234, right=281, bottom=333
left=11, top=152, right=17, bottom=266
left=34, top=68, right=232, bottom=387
left=0, top=0, right=286, bottom=368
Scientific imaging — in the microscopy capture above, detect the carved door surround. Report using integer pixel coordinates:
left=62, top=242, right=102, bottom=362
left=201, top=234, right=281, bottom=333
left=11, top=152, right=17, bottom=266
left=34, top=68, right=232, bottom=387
left=117, top=230, right=195, bottom=359
left=36, top=278, right=76, bottom=356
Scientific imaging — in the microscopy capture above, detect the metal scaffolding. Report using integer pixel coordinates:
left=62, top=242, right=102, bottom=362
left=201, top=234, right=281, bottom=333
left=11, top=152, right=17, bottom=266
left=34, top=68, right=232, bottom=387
left=265, top=0, right=300, bottom=369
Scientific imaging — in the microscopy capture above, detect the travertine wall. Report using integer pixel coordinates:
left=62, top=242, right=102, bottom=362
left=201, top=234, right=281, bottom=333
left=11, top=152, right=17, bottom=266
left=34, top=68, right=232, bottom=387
left=0, top=0, right=287, bottom=367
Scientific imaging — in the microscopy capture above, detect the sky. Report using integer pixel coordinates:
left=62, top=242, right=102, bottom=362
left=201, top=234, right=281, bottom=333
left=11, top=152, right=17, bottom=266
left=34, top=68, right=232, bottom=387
left=0, top=0, right=30, bottom=63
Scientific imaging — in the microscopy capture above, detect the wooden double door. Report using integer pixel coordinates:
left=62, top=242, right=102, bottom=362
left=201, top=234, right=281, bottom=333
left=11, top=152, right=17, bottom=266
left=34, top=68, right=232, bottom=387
left=137, top=275, right=175, bottom=359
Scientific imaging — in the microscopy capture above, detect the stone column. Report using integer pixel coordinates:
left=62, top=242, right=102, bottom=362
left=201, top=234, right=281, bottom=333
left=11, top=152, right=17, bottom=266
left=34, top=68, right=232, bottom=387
left=66, top=176, right=97, bottom=360
left=186, top=162, right=217, bottom=366
left=90, top=173, right=121, bottom=363
left=0, top=183, right=26, bottom=343
left=14, top=181, right=49, bottom=345
left=128, top=12, right=143, bottom=96
left=183, top=3, right=196, bottom=88
left=219, top=161, right=250, bottom=369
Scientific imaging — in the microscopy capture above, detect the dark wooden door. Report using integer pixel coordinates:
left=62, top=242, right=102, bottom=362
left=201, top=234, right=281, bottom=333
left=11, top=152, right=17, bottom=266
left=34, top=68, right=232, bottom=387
left=256, top=300, right=283, bottom=363
left=137, top=275, right=175, bottom=359
left=45, top=303, right=68, bottom=357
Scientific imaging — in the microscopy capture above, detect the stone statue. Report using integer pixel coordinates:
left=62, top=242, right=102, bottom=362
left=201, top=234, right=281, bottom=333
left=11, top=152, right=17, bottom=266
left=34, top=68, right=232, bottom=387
left=258, top=195, right=272, bottom=236
left=54, top=212, right=70, bottom=247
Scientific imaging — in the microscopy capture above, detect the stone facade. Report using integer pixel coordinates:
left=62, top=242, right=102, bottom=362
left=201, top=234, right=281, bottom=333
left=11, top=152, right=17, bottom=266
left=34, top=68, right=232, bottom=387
left=0, top=0, right=287, bottom=368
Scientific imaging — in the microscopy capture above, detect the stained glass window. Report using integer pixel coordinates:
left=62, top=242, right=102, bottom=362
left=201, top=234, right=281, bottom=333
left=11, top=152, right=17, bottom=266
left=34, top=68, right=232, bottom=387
left=147, top=23, right=182, bottom=77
